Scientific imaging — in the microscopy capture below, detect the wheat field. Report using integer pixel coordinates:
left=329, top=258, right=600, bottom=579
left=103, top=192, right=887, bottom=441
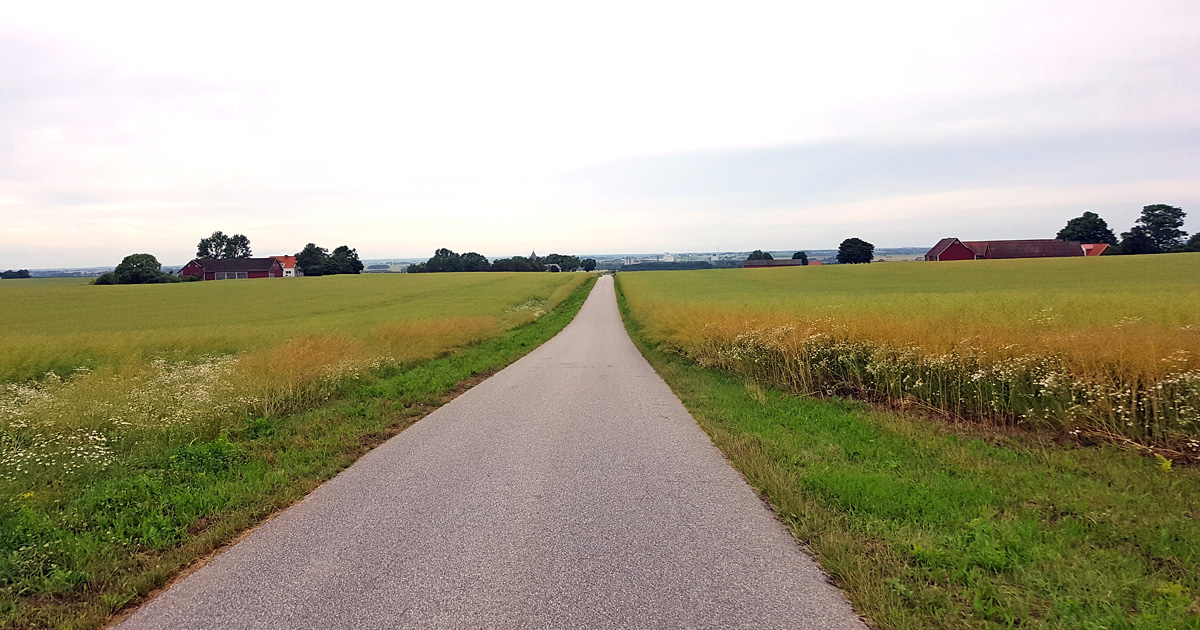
left=618, top=254, right=1200, bottom=448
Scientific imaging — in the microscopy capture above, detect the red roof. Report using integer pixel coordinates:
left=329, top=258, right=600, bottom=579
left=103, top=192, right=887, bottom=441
left=271, top=255, right=297, bottom=268
left=961, top=239, right=1084, bottom=259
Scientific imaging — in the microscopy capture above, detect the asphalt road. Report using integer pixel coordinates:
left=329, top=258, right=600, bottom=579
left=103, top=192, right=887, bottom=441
left=117, top=275, right=865, bottom=629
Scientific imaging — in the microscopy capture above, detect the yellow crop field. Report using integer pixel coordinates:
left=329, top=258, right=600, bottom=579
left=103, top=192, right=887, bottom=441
left=1, top=272, right=586, bottom=481
left=618, top=254, right=1200, bottom=449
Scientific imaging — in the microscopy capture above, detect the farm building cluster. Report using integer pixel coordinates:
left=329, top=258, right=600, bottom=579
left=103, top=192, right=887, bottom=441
left=924, top=239, right=1108, bottom=261
left=179, top=256, right=299, bottom=281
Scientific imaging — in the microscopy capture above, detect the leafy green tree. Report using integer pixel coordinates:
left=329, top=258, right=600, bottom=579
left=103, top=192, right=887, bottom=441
left=295, top=243, right=329, bottom=276
left=197, top=231, right=252, bottom=259
left=460, top=252, right=491, bottom=272
left=113, top=253, right=165, bottom=284
left=581, top=258, right=597, bottom=272
left=1117, top=226, right=1160, bottom=255
left=1185, top=233, right=1200, bottom=252
left=0, top=269, right=31, bottom=279
left=424, top=248, right=463, bottom=273
left=544, top=254, right=581, bottom=271
left=491, top=256, right=542, bottom=272
left=746, top=250, right=773, bottom=261
left=836, top=238, right=875, bottom=264
left=791, top=251, right=809, bottom=265
left=324, top=245, right=364, bottom=275
left=1057, top=212, right=1117, bottom=244
left=1134, top=204, right=1187, bottom=251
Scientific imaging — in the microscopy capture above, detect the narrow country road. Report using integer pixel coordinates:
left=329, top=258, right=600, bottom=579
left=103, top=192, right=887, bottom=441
left=117, top=276, right=865, bottom=629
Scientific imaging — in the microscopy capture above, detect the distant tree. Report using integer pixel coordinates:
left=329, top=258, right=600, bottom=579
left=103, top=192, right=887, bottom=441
left=543, top=253, right=581, bottom=272
left=491, top=255, right=543, bottom=272
left=746, top=250, right=773, bottom=261
left=1185, top=233, right=1200, bottom=252
left=1117, top=226, right=1161, bottom=255
left=295, top=243, right=330, bottom=276
left=836, top=238, right=875, bottom=264
left=791, top=251, right=809, bottom=265
left=460, top=252, right=491, bottom=272
left=112, top=253, right=172, bottom=284
left=1133, top=204, right=1187, bottom=251
left=424, top=248, right=463, bottom=273
left=324, top=245, right=364, bottom=275
left=1057, top=212, right=1118, bottom=245
left=406, top=262, right=428, bottom=273
left=0, top=269, right=31, bottom=279
left=197, top=231, right=252, bottom=259
left=581, top=258, right=597, bottom=272
left=223, top=234, right=252, bottom=258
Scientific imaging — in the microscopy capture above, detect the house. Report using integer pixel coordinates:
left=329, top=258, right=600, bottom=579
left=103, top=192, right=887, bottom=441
left=743, top=259, right=811, bottom=268
left=271, top=255, right=300, bottom=277
left=925, top=238, right=1105, bottom=261
left=180, top=258, right=285, bottom=280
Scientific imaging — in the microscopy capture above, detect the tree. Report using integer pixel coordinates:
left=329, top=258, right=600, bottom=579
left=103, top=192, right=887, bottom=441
left=746, top=250, right=773, bottom=261
left=1117, top=226, right=1160, bottom=255
left=1185, top=233, right=1200, bottom=253
left=544, top=253, right=581, bottom=272
left=581, top=258, right=597, bottom=272
left=836, top=238, right=874, bottom=264
left=113, top=253, right=166, bottom=284
left=1057, top=212, right=1117, bottom=245
left=1134, top=204, right=1187, bottom=251
left=0, top=269, right=31, bottom=279
left=460, top=252, right=491, bottom=272
left=491, top=255, right=542, bottom=272
left=197, top=231, right=252, bottom=259
left=324, top=245, right=364, bottom=275
left=295, top=243, right=329, bottom=276
left=791, top=251, right=809, bottom=265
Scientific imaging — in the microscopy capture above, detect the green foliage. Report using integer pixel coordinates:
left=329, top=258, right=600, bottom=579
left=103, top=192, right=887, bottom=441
left=617, top=282, right=1200, bottom=630
left=293, top=243, right=362, bottom=276
left=112, top=253, right=163, bottom=285
left=0, top=270, right=31, bottom=279
left=1057, top=211, right=1118, bottom=244
left=791, top=251, right=809, bottom=265
left=837, top=237, right=874, bottom=264
left=1119, top=225, right=1161, bottom=255
left=746, top=249, right=773, bottom=261
left=1186, top=233, right=1200, bottom=252
left=489, top=255, right=542, bottom=272
left=581, top=258, right=597, bottom=272
left=1134, top=204, right=1188, bottom=251
left=196, top=231, right=252, bottom=259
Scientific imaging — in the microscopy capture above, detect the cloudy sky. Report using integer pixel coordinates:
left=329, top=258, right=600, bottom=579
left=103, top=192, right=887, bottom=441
left=2, top=0, right=1198, bottom=267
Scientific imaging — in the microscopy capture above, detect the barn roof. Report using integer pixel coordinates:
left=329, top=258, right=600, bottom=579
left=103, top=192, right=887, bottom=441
left=925, top=238, right=964, bottom=260
left=961, top=239, right=1084, bottom=259
left=271, top=255, right=297, bottom=268
left=188, top=258, right=282, bottom=273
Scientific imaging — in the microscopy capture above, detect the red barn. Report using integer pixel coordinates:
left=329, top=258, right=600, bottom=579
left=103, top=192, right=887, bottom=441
left=924, top=238, right=976, bottom=261
left=180, top=258, right=284, bottom=281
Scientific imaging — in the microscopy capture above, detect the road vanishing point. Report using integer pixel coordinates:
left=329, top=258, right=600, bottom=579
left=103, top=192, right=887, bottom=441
left=117, top=276, right=865, bottom=629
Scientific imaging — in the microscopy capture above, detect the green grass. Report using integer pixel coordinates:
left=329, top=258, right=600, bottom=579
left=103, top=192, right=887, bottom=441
left=0, top=275, right=595, bottom=630
left=616, top=277, right=1200, bottom=629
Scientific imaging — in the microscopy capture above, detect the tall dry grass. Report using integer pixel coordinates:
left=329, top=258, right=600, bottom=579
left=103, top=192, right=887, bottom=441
left=619, top=256, right=1200, bottom=451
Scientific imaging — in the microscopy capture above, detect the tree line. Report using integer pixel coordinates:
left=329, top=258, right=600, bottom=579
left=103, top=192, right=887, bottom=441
left=747, top=238, right=874, bottom=265
left=1058, top=204, right=1197, bottom=254
left=406, top=249, right=597, bottom=273
left=0, top=269, right=31, bottom=279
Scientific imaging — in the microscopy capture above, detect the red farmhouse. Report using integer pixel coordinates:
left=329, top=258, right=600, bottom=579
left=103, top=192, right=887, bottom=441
left=925, top=238, right=1108, bottom=261
left=180, top=258, right=284, bottom=281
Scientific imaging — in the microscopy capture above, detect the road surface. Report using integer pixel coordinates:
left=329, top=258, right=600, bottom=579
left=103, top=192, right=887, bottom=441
left=117, top=275, right=865, bottom=629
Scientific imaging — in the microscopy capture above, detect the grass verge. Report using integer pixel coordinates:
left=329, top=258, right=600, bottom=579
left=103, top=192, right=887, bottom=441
left=0, top=276, right=595, bottom=630
left=616, top=277, right=1200, bottom=629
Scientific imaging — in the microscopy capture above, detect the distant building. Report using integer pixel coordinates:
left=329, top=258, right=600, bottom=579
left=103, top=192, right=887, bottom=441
left=662, top=253, right=675, bottom=262
left=180, top=258, right=285, bottom=281
left=270, top=255, right=300, bottom=277
left=924, top=238, right=1106, bottom=261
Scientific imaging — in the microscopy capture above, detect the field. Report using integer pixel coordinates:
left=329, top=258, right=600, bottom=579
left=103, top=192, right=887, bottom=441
left=618, top=254, right=1200, bottom=450
left=616, top=257, right=1200, bottom=628
left=0, top=272, right=592, bottom=628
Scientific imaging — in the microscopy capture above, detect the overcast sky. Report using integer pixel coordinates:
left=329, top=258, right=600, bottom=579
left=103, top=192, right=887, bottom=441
left=2, top=0, right=1198, bottom=267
